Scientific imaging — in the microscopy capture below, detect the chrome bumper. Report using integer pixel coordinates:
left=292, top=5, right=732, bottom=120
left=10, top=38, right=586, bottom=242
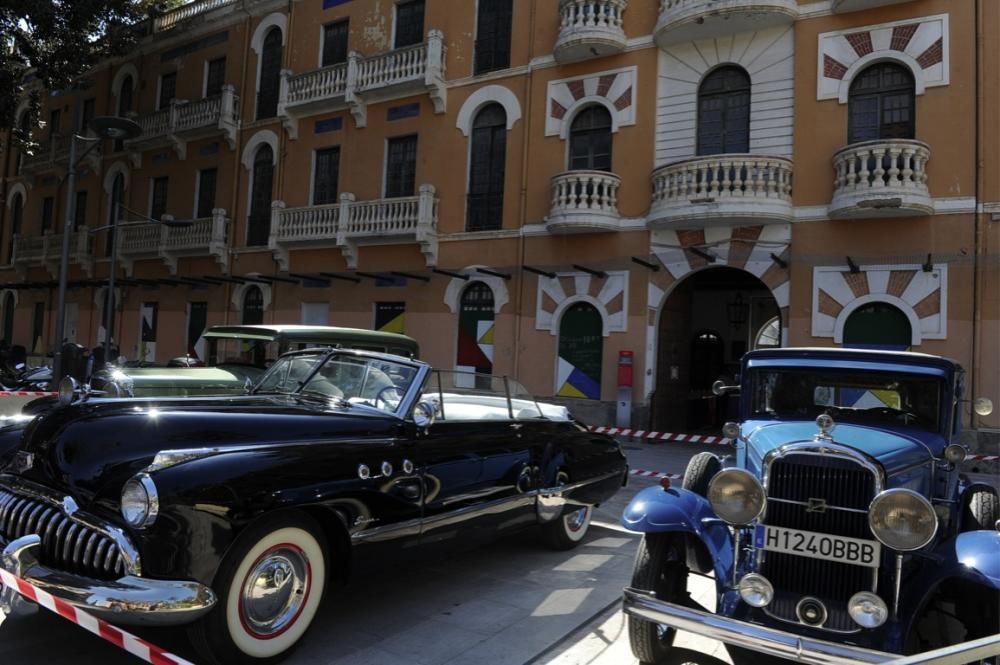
left=622, top=587, right=895, bottom=665
left=1, top=535, right=216, bottom=626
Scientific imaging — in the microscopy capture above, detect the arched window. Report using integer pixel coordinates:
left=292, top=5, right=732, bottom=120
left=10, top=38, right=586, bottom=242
left=257, top=27, right=282, bottom=120
left=844, top=302, right=911, bottom=351
left=7, top=193, right=23, bottom=263
left=242, top=286, right=265, bottom=325
left=248, top=145, right=274, bottom=246
left=568, top=106, right=612, bottom=171
left=115, top=76, right=133, bottom=150
left=697, top=66, right=751, bottom=155
left=457, top=282, right=495, bottom=375
left=557, top=302, right=603, bottom=400
left=848, top=62, right=915, bottom=143
left=2, top=292, right=14, bottom=346
left=754, top=316, right=781, bottom=349
left=107, top=174, right=125, bottom=256
left=467, top=104, right=507, bottom=231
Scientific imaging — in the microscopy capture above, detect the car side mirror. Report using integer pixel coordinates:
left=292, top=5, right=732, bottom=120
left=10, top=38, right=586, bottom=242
left=413, top=400, right=436, bottom=432
left=974, top=397, right=994, bottom=417
left=712, top=380, right=740, bottom=396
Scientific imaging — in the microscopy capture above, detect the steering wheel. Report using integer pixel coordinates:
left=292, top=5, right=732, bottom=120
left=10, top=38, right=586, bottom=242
left=374, top=385, right=402, bottom=410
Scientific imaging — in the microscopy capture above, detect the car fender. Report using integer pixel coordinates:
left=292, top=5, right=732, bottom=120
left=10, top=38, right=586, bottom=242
left=954, top=530, right=1000, bottom=588
left=621, top=485, right=734, bottom=580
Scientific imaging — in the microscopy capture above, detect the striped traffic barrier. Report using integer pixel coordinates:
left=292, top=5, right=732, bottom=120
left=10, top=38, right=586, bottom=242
left=0, top=391, right=56, bottom=398
left=589, top=426, right=732, bottom=446
left=630, top=469, right=684, bottom=481
left=0, top=567, right=194, bottom=665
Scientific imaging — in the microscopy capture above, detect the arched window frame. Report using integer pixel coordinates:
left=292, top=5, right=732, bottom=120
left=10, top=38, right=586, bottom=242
left=256, top=26, right=284, bottom=120
left=456, top=281, right=496, bottom=375
left=847, top=61, right=916, bottom=143
left=247, top=144, right=275, bottom=246
left=567, top=104, right=613, bottom=172
left=466, top=103, right=508, bottom=231
left=696, top=65, right=751, bottom=156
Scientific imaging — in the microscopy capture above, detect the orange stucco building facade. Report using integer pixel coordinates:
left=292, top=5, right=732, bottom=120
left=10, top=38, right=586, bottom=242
left=1, top=0, right=997, bottom=443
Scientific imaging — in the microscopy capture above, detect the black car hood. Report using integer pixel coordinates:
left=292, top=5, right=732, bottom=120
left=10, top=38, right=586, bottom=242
left=14, top=395, right=394, bottom=506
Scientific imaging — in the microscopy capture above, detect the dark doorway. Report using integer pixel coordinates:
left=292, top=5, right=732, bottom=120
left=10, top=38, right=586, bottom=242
left=653, top=267, right=778, bottom=434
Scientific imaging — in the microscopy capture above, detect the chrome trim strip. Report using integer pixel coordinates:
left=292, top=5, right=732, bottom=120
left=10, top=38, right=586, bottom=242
left=767, top=497, right=869, bottom=515
left=622, top=588, right=893, bottom=665
left=0, top=475, right=141, bottom=575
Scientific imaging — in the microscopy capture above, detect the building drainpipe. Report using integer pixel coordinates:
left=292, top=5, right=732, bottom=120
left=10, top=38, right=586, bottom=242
left=971, top=0, right=983, bottom=437
left=512, top=0, right=538, bottom=389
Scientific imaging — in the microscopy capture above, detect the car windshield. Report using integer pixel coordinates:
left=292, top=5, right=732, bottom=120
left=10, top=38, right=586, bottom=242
left=750, top=368, right=944, bottom=433
left=255, top=352, right=420, bottom=415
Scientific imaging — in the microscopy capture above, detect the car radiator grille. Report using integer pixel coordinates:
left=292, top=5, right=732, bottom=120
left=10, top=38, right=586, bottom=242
left=0, top=488, right=126, bottom=580
left=760, top=454, right=878, bottom=632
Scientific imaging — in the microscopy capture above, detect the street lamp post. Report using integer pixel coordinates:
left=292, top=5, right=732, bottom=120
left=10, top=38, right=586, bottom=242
left=51, top=116, right=141, bottom=387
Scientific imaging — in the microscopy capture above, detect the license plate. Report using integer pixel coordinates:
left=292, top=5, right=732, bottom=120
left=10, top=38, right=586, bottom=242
left=754, top=525, right=881, bottom=568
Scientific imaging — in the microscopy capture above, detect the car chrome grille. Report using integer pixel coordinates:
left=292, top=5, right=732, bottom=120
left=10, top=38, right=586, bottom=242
left=760, top=453, right=878, bottom=632
left=0, top=488, right=125, bottom=580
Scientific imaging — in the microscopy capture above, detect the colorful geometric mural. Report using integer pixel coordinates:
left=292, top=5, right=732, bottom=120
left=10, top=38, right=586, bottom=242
left=557, top=302, right=603, bottom=400
left=375, top=302, right=406, bottom=334
left=457, top=283, right=494, bottom=374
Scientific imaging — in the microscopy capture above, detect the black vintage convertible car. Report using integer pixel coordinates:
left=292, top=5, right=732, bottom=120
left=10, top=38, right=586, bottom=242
left=0, top=349, right=627, bottom=664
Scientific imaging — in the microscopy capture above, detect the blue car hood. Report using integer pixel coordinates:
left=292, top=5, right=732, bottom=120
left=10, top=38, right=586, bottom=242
left=744, top=421, right=940, bottom=476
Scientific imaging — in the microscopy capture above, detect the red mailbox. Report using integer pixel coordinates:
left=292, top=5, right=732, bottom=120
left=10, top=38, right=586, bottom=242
left=617, top=350, right=634, bottom=388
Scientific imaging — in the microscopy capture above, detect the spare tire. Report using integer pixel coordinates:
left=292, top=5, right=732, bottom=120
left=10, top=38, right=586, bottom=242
left=962, top=487, right=1000, bottom=532
left=682, top=452, right=722, bottom=498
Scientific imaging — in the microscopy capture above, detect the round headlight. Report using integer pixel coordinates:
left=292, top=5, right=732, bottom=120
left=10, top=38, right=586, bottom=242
left=943, top=444, right=967, bottom=464
left=869, top=489, right=937, bottom=551
left=58, top=376, right=78, bottom=406
left=848, top=591, right=888, bottom=629
left=121, top=474, right=158, bottom=528
left=738, top=573, right=774, bottom=608
left=708, top=468, right=765, bottom=526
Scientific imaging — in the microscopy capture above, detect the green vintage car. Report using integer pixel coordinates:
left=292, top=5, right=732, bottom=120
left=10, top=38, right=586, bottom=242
left=94, top=325, right=420, bottom=398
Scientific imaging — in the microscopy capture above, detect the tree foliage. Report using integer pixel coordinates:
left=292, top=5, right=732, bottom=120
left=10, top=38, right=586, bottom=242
left=0, top=0, right=163, bottom=149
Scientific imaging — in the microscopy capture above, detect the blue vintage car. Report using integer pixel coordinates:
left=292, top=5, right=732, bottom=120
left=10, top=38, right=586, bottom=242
left=622, top=347, right=999, bottom=663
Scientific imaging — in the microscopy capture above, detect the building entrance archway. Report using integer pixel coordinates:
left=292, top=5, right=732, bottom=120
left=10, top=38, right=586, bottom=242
left=653, top=267, right=779, bottom=433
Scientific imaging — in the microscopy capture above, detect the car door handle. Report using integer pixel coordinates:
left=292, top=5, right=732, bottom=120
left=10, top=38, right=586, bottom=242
left=510, top=423, right=523, bottom=430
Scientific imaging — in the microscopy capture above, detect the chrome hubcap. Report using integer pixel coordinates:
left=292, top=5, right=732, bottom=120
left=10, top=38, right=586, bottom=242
left=565, top=506, right=589, bottom=532
left=240, top=546, right=309, bottom=638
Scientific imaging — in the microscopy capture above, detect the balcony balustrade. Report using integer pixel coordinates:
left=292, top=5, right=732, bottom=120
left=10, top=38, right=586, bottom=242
left=12, top=230, right=93, bottom=276
left=831, top=0, right=912, bottom=13
left=19, top=135, right=100, bottom=176
left=125, top=86, right=239, bottom=158
left=117, top=210, right=229, bottom=274
left=547, top=170, right=623, bottom=233
left=278, top=30, right=446, bottom=136
left=554, top=0, right=628, bottom=64
left=648, top=154, right=793, bottom=229
left=830, top=140, right=931, bottom=219
left=269, top=186, right=438, bottom=270
left=153, top=0, right=239, bottom=32
left=654, top=0, right=798, bottom=48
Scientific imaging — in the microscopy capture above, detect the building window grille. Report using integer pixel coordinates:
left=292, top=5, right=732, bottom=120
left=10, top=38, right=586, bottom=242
left=385, top=135, right=418, bottom=198
left=322, top=20, right=349, bottom=67
left=394, top=0, right=425, bottom=49
left=569, top=105, right=613, bottom=171
left=697, top=66, right=751, bottom=155
left=196, top=169, right=217, bottom=218
left=159, top=72, right=177, bottom=111
left=205, top=58, right=226, bottom=97
left=466, top=104, right=507, bottom=231
left=248, top=146, right=274, bottom=246
left=313, top=147, right=341, bottom=205
left=475, top=0, right=512, bottom=75
left=257, top=28, right=282, bottom=120
left=150, top=176, right=169, bottom=221
left=848, top=62, right=915, bottom=143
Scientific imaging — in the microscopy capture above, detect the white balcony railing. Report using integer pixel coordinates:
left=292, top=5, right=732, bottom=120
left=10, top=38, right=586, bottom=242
left=153, top=0, right=239, bottom=32
left=126, top=86, right=239, bottom=157
left=118, top=210, right=230, bottom=273
left=830, top=140, right=931, bottom=219
left=278, top=31, right=447, bottom=135
left=547, top=170, right=623, bottom=233
left=20, top=135, right=100, bottom=175
left=655, top=0, right=798, bottom=48
left=269, top=186, right=438, bottom=270
left=555, top=0, right=628, bottom=64
left=831, top=0, right=912, bottom=13
left=12, top=230, right=94, bottom=276
left=648, top=154, right=793, bottom=229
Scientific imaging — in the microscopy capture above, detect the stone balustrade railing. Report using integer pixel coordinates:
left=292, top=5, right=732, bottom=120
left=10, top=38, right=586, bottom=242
left=118, top=224, right=163, bottom=255
left=830, top=139, right=931, bottom=218
left=117, top=211, right=229, bottom=272
left=279, top=31, right=446, bottom=132
left=166, top=212, right=227, bottom=251
left=560, top=0, right=626, bottom=32
left=555, top=0, right=628, bottom=63
left=128, top=87, right=238, bottom=150
left=13, top=230, right=93, bottom=267
left=270, top=186, right=438, bottom=269
left=154, top=0, right=238, bottom=32
left=548, top=170, right=623, bottom=232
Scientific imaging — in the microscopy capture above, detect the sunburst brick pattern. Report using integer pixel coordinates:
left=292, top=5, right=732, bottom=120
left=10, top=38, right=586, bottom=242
left=545, top=67, right=636, bottom=137
left=535, top=270, right=630, bottom=335
left=818, top=14, right=949, bottom=102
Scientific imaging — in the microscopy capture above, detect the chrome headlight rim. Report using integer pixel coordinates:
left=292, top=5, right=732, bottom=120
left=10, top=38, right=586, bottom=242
left=868, top=488, right=938, bottom=552
left=121, top=473, right=159, bottom=529
left=707, top=468, right=766, bottom=526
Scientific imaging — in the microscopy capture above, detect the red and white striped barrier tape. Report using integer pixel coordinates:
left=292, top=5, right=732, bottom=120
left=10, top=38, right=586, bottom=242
left=589, top=426, right=732, bottom=446
left=0, top=391, right=56, bottom=398
left=969, top=455, right=1000, bottom=463
left=0, top=568, right=194, bottom=665
left=630, top=469, right=684, bottom=481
